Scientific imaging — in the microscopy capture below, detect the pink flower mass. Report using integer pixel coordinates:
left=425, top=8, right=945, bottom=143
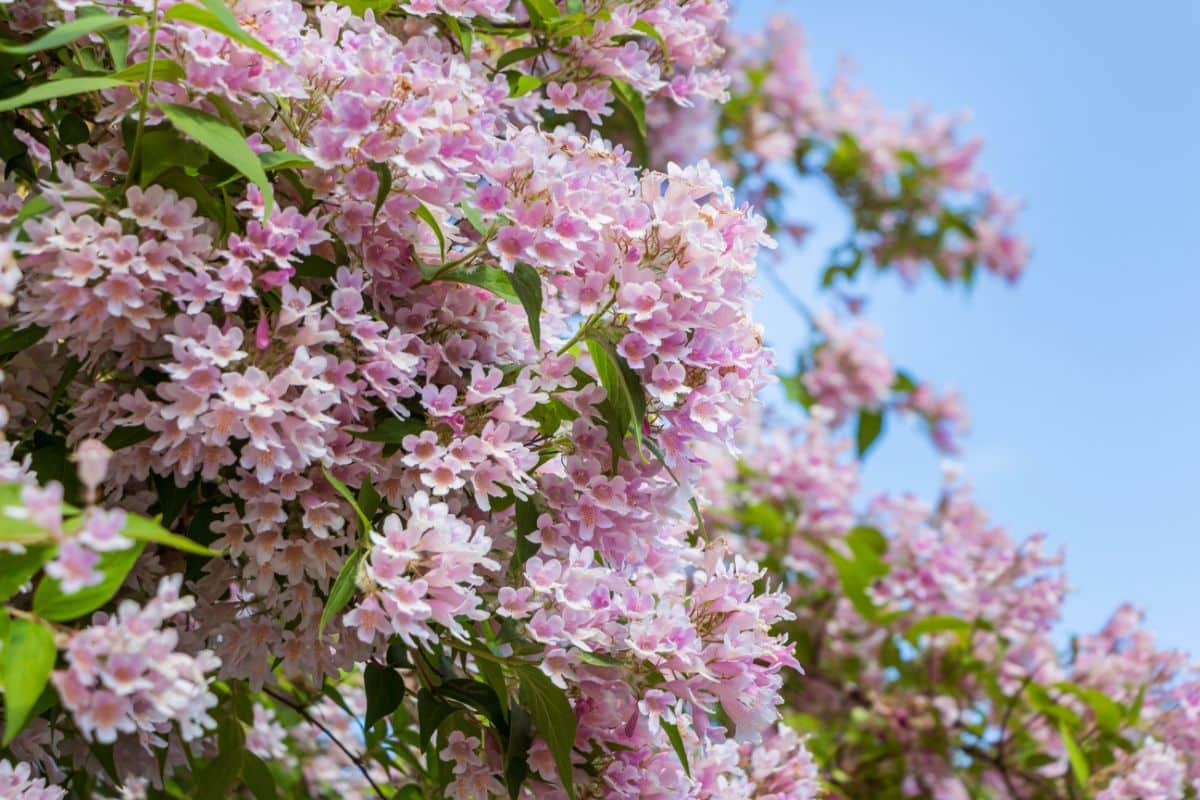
left=0, top=2, right=1190, bottom=799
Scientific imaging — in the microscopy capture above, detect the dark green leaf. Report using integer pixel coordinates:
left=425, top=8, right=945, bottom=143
left=516, top=665, right=576, bottom=800
left=0, top=324, right=46, bottom=357
left=504, top=704, right=533, bottom=799
left=195, top=712, right=246, bottom=800
left=364, top=663, right=405, bottom=730
left=33, top=541, right=145, bottom=621
left=368, top=161, right=392, bottom=223
left=513, top=498, right=539, bottom=565
left=321, top=466, right=372, bottom=537
left=140, top=127, right=210, bottom=185
left=350, top=417, right=424, bottom=444
left=438, top=678, right=507, bottom=736
left=2, top=617, right=56, bottom=744
left=421, top=263, right=520, bottom=303
left=586, top=336, right=646, bottom=455
left=506, top=262, right=543, bottom=350
left=496, top=46, right=543, bottom=71
left=294, top=254, right=338, bottom=279
left=240, top=752, right=277, bottom=800
left=103, top=424, right=155, bottom=451
left=855, top=408, right=884, bottom=458
left=417, top=687, right=457, bottom=748
left=158, top=103, right=274, bottom=217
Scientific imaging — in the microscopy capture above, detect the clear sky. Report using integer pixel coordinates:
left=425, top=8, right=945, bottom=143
left=734, top=1, right=1200, bottom=652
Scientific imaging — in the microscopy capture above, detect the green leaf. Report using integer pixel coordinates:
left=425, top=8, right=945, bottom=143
left=520, top=0, right=559, bottom=28
left=162, top=0, right=284, bottom=62
left=505, top=72, right=542, bottom=98
left=438, top=678, right=507, bottom=735
left=240, top=752, right=277, bottom=800
left=855, top=408, right=885, bottom=458
left=496, top=46, right=543, bottom=71
left=138, top=127, right=210, bottom=185
left=350, top=417, right=424, bottom=444
left=631, top=21, right=671, bottom=71
left=319, top=546, right=363, bottom=639
left=157, top=103, right=274, bottom=217
left=0, top=545, right=52, bottom=603
left=2, top=618, right=56, bottom=744
left=0, top=13, right=140, bottom=55
left=195, top=711, right=246, bottom=800
left=609, top=78, right=647, bottom=138
left=33, top=541, right=145, bottom=622
left=357, top=477, right=381, bottom=522
left=659, top=719, right=690, bottom=778
left=513, top=498, right=540, bottom=565
left=516, top=665, right=577, bottom=800
left=573, top=650, right=620, bottom=667
left=503, top=704, right=534, bottom=799
left=906, top=614, right=972, bottom=642
left=293, top=254, right=337, bottom=279
left=102, top=424, right=155, bottom=451
left=1058, top=720, right=1089, bottom=786
left=364, top=663, right=405, bottom=730
left=0, top=324, right=46, bottom=357
left=417, top=687, right=457, bottom=748
left=1054, top=682, right=1123, bottom=735
left=321, top=466, right=372, bottom=537
left=9, top=197, right=53, bottom=232
left=0, top=77, right=132, bottom=113
left=585, top=336, right=647, bottom=455
left=421, top=263, right=520, bottom=303
left=121, top=512, right=221, bottom=557
left=109, top=58, right=186, bottom=83
left=411, top=202, right=445, bottom=260
left=507, top=263, right=543, bottom=350
left=259, top=149, right=312, bottom=172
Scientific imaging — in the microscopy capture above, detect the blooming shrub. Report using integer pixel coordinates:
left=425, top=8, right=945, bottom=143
left=0, top=2, right=1194, bottom=799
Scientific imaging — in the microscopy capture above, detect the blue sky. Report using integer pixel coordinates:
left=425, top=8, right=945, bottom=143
left=734, top=1, right=1200, bottom=652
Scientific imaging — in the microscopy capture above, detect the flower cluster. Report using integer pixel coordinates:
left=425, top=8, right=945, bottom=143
left=51, top=575, right=220, bottom=745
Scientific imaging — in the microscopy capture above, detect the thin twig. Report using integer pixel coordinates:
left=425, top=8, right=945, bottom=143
left=263, top=686, right=387, bottom=800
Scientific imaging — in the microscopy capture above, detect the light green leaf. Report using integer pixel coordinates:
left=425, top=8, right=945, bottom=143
left=109, top=58, right=185, bottom=83
left=505, top=72, right=542, bottom=98
left=411, top=202, right=445, bottom=260
left=1059, top=720, right=1089, bottom=786
left=2, top=617, right=57, bottom=744
left=0, top=545, right=52, bottom=603
left=631, top=20, right=671, bottom=71
left=659, top=719, right=690, bottom=778
left=0, top=13, right=141, bottom=55
left=259, top=150, right=312, bottom=172
left=609, top=78, right=646, bottom=138
left=158, top=102, right=274, bottom=217
left=33, top=541, right=146, bottom=622
left=121, top=513, right=221, bottom=557
left=162, top=0, right=283, bottom=62
left=321, top=466, right=371, bottom=537
left=240, top=752, right=278, bottom=800
left=0, top=77, right=131, bottom=113
left=319, top=547, right=363, bottom=639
